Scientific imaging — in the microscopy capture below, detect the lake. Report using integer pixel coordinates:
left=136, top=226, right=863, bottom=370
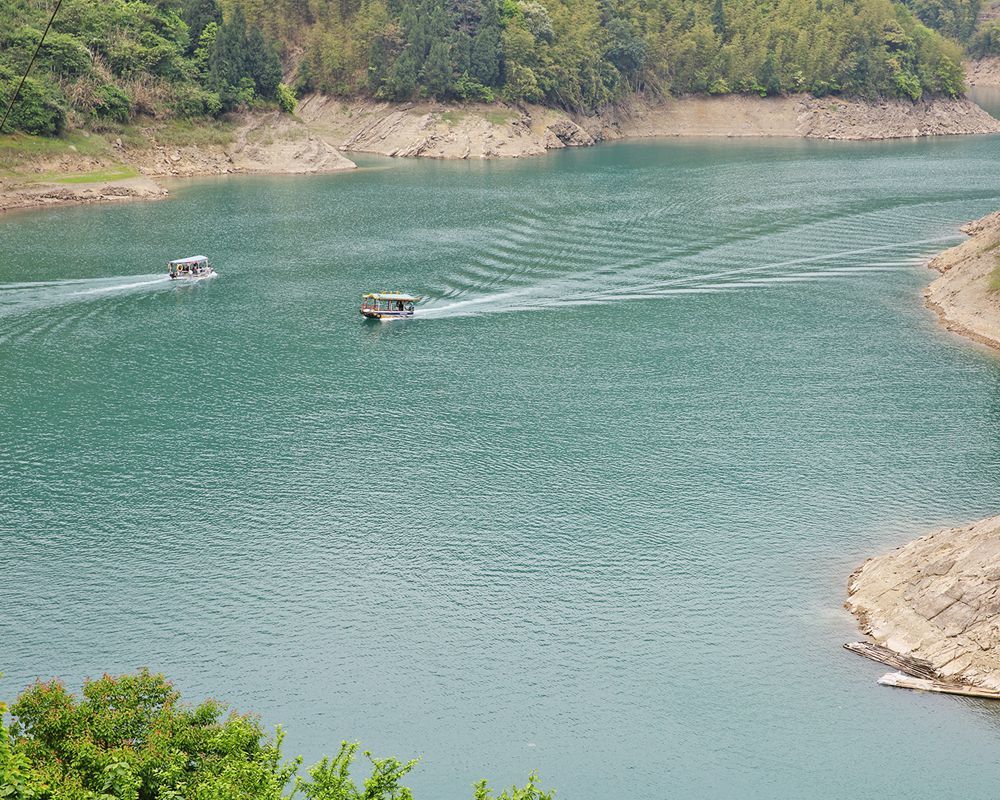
left=3, top=132, right=1000, bottom=799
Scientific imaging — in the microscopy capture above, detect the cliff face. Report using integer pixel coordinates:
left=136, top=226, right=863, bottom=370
left=925, top=210, right=1000, bottom=351
left=847, top=516, right=1000, bottom=690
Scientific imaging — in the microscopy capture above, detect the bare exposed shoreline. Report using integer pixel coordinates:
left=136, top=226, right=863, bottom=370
left=924, top=209, right=1000, bottom=353
left=846, top=212, right=1000, bottom=693
left=4, top=92, right=1000, bottom=213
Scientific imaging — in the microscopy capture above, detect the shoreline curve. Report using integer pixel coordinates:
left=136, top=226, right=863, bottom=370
left=4, top=93, right=1000, bottom=214
left=846, top=212, right=1000, bottom=693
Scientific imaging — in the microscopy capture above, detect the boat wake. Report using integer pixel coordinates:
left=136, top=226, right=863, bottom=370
left=418, top=234, right=956, bottom=320
left=0, top=274, right=172, bottom=319
left=0, top=274, right=175, bottom=344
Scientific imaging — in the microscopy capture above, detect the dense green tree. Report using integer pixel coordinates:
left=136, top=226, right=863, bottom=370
left=183, top=0, right=223, bottom=53
left=0, top=71, right=66, bottom=135
left=970, top=20, right=1000, bottom=55
left=0, top=0, right=980, bottom=134
left=246, top=26, right=283, bottom=97
left=209, top=5, right=249, bottom=101
left=421, top=39, right=454, bottom=95
left=470, top=0, right=503, bottom=85
left=0, top=670, right=554, bottom=800
left=899, top=0, right=980, bottom=40
left=711, top=0, right=726, bottom=39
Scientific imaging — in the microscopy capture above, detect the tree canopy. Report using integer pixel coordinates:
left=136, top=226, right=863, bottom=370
left=0, top=669, right=554, bottom=800
left=285, top=0, right=968, bottom=106
left=0, top=0, right=979, bottom=135
left=0, top=0, right=289, bottom=134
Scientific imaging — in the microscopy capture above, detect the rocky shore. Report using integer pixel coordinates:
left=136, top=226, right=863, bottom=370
left=297, top=94, right=1000, bottom=160
left=0, top=112, right=354, bottom=213
left=846, top=211, right=1000, bottom=693
left=925, top=209, right=1000, bottom=351
left=847, top=516, right=1000, bottom=691
left=967, top=57, right=1000, bottom=87
left=3, top=92, right=999, bottom=213
left=0, top=176, right=168, bottom=212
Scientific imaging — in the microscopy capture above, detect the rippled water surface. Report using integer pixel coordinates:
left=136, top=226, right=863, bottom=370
left=4, top=135, right=1000, bottom=799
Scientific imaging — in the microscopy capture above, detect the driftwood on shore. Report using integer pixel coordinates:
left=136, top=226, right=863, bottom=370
left=845, top=642, right=1000, bottom=700
left=843, top=642, right=938, bottom=680
left=878, top=671, right=1000, bottom=700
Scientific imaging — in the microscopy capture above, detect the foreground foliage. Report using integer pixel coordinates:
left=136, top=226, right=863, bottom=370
left=0, top=670, right=553, bottom=800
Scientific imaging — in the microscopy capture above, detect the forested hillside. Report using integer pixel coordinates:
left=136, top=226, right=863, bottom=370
left=0, top=0, right=976, bottom=136
left=0, top=0, right=294, bottom=134
left=893, top=0, right=999, bottom=55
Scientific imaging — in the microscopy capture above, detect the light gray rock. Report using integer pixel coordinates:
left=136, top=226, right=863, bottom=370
left=847, top=515, right=1000, bottom=690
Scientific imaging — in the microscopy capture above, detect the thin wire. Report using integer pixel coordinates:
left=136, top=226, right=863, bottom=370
left=0, top=0, right=65, bottom=134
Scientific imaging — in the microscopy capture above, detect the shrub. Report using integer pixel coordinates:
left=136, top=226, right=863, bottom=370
left=170, top=84, right=223, bottom=116
left=92, top=83, right=132, bottom=122
left=893, top=68, right=923, bottom=100
left=455, top=73, right=496, bottom=102
left=0, top=74, right=67, bottom=135
left=970, top=21, right=1000, bottom=57
left=233, top=76, right=257, bottom=108
left=276, top=82, right=297, bottom=112
left=707, top=77, right=730, bottom=94
left=502, top=63, right=542, bottom=102
left=1, top=670, right=556, bottom=800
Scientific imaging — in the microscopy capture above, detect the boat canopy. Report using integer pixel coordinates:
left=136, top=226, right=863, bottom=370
left=169, top=256, right=209, bottom=266
left=363, top=292, right=418, bottom=302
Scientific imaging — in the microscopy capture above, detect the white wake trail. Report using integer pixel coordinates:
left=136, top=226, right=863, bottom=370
left=0, top=274, right=173, bottom=319
left=418, top=234, right=958, bottom=320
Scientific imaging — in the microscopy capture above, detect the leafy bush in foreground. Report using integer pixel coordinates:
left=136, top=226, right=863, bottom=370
left=0, top=670, right=553, bottom=800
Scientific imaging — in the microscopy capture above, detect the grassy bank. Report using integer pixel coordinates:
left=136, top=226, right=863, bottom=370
left=0, top=118, right=239, bottom=184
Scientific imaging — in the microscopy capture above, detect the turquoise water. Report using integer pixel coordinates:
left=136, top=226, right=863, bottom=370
left=971, top=86, right=1000, bottom=119
left=3, top=135, right=1000, bottom=798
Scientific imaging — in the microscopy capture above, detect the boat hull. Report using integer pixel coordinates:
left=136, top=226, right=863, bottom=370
left=170, top=270, right=217, bottom=281
left=361, top=309, right=414, bottom=320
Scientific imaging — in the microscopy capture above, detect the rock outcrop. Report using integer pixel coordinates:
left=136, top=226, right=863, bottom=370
left=1, top=113, right=355, bottom=213
left=847, top=516, right=1000, bottom=690
left=133, top=112, right=356, bottom=177
left=0, top=176, right=168, bottom=213
left=925, top=210, right=1000, bottom=351
left=846, top=213, right=1000, bottom=692
left=296, top=94, right=1000, bottom=163
left=296, top=96, right=595, bottom=158
left=967, top=57, right=1000, bottom=87
left=799, top=96, right=1000, bottom=139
